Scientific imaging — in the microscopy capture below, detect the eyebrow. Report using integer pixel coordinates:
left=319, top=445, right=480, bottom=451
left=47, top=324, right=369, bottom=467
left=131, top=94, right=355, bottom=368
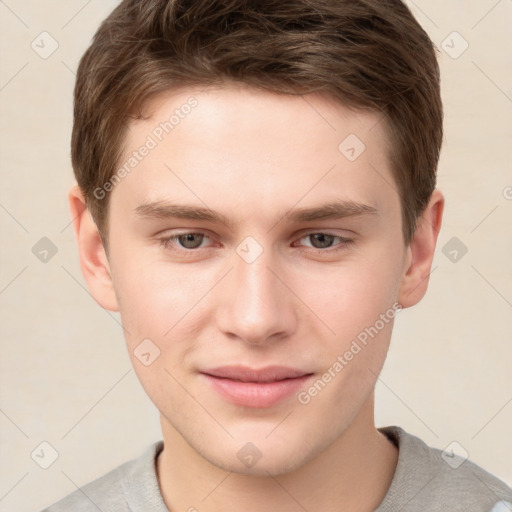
left=134, top=200, right=379, bottom=228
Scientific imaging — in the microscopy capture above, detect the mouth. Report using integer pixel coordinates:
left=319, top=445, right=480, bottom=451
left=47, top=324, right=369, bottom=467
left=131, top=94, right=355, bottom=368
left=200, top=365, right=314, bottom=408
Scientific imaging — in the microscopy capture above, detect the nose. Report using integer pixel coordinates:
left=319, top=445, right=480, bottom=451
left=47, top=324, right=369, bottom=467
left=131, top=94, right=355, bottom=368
left=215, top=247, right=297, bottom=346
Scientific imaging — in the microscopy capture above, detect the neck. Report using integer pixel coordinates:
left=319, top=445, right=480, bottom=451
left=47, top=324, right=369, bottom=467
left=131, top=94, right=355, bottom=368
left=157, top=394, right=398, bottom=512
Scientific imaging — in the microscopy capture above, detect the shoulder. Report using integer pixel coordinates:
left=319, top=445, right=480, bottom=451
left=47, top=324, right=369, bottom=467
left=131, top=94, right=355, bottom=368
left=40, top=441, right=165, bottom=512
left=377, top=426, right=512, bottom=511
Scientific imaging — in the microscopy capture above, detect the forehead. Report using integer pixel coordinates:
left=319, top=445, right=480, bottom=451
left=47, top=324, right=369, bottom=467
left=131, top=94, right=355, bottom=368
left=137, top=84, right=388, bottom=153
left=110, top=85, right=398, bottom=225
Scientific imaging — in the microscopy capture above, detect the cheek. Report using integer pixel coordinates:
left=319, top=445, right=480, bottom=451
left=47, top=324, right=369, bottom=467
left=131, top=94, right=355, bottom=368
left=110, top=252, right=198, bottom=343
left=111, top=257, right=204, bottom=407
left=291, top=247, right=404, bottom=341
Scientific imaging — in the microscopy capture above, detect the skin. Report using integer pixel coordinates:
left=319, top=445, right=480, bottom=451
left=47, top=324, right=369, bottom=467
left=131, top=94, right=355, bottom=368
left=69, top=84, right=443, bottom=512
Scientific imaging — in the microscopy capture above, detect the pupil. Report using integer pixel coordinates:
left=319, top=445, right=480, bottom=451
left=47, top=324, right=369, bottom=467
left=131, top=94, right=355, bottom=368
left=180, top=233, right=203, bottom=248
left=312, top=233, right=333, bottom=248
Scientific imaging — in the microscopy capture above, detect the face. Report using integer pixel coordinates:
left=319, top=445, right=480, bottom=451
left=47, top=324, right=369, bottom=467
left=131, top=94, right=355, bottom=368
left=104, top=85, right=409, bottom=475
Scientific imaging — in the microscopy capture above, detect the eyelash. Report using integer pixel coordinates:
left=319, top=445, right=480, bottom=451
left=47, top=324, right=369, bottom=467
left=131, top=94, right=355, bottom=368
left=158, top=232, right=353, bottom=256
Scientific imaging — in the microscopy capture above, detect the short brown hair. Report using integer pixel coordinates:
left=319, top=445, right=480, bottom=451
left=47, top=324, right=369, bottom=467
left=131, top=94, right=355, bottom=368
left=72, top=0, right=442, bottom=246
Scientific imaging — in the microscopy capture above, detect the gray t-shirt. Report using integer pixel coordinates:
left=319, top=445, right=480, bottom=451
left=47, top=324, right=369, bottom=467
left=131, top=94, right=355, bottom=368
left=41, top=426, right=512, bottom=511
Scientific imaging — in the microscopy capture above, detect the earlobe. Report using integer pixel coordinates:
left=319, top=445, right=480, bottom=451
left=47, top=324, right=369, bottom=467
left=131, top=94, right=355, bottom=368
left=68, top=185, right=120, bottom=312
left=398, top=189, right=444, bottom=309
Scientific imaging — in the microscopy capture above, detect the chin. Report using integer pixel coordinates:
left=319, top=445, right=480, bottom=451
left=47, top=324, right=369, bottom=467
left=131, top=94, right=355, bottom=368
left=213, top=449, right=310, bottom=477
left=194, top=431, right=320, bottom=477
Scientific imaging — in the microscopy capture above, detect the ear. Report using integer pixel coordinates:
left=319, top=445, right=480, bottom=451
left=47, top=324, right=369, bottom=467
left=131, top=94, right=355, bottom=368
left=398, top=189, right=444, bottom=308
left=68, top=185, right=119, bottom=312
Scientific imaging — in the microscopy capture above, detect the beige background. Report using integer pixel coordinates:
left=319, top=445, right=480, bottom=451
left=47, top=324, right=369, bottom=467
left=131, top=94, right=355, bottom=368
left=1, top=1, right=511, bottom=510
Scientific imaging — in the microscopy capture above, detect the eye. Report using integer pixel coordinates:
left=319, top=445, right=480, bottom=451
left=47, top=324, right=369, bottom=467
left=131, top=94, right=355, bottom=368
left=296, top=232, right=352, bottom=251
left=158, top=231, right=352, bottom=255
left=160, top=232, right=211, bottom=251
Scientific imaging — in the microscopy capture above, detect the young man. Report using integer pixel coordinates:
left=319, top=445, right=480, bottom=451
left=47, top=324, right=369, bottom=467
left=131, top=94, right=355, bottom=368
left=43, top=0, right=511, bottom=510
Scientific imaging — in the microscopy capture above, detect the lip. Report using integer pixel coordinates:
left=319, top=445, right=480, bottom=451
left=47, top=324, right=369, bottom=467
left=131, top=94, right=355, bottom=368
left=200, top=365, right=314, bottom=408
